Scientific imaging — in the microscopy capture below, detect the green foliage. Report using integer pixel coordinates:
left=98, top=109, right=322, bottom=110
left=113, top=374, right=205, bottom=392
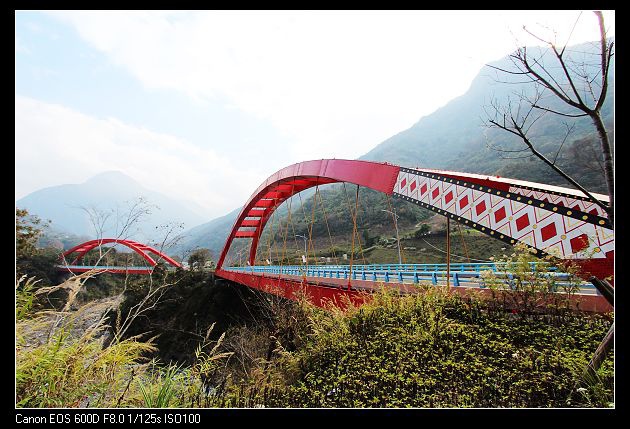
left=243, top=287, right=613, bottom=408
left=480, top=243, right=584, bottom=314
left=133, top=323, right=233, bottom=408
left=414, top=224, right=430, bottom=238
left=16, top=208, right=54, bottom=281
left=361, top=229, right=379, bottom=248
left=18, top=249, right=61, bottom=287
left=15, top=270, right=235, bottom=408
left=111, top=271, right=258, bottom=364
left=16, top=259, right=613, bottom=408
left=16, top=275, right=40, bottom=321
left=188, top=248, right=213, bottom=271
left=138, top=363, right=179, bottom=408
left=16, top=316, right=155, bottom=407
left=16, top=208, right=48, bottom=260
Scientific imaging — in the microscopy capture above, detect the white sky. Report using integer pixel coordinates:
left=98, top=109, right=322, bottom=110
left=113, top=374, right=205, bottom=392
left=15, top=10, right=615, bottom=220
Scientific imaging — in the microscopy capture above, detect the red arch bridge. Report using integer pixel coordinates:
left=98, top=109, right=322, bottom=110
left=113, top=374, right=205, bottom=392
left=214, top=159, right=613, bottom=313
left=57, top=238, right=182, bottom=275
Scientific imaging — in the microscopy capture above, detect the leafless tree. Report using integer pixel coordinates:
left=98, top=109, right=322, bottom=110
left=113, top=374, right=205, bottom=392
left=54, top=197, right=188, bottom=344
left=484, top=10, right=614, bottom=382
left=42, top=198, right=155, bottom=336
left=58, top=197, right=155, bottom=269
left=112, top=218, right=186, bottom=343
left=484, top=11, right=614, bottom=224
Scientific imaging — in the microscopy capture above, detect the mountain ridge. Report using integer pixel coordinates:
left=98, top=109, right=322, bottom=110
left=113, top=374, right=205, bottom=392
left=17, top=171, right=209, bottom=246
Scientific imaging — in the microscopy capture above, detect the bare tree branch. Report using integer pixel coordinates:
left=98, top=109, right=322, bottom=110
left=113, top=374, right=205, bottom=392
left=531, top=104, right=588, bottom=118
left=552, top=123, right=575, bottom=164
left=488, top=116, right=609, bottom=214
left=484, top=12, right=614, bottom=224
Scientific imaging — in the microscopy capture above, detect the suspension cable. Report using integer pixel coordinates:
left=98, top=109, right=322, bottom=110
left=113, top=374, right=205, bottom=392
left=386, top=194, right=405, bottom=264
left=316, top=186, right=339, bottom=265
left=352, top=187, right=367, bottom=265
left=456, top=222, right=471, bottom=264
left=306, top=185, right=318, bottom=266
left=419, top=237, right=494, bottom=263
left=280, top=192, right=293, bottom=267
left=265, top=207, right=277, bottom=266
left=342, top=183, right=365, bottom=268
left=297, top=192, right=312, bottom=265
left=287, top=191, right=302, bottom=265
left=346, top=185, right=356, bottom=288
left=346, top=184, right=364, bottom=288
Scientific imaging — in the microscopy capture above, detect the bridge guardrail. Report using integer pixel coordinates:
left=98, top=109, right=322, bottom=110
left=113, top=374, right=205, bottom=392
left=223, top=264, right=597, bottom=294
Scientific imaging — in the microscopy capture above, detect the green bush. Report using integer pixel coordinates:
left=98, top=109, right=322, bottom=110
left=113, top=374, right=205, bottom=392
left=230, top=286, right=613, bottom=408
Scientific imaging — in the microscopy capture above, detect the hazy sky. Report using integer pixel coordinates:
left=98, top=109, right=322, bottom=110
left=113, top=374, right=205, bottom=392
left=15, top=10, right=614, bottom=219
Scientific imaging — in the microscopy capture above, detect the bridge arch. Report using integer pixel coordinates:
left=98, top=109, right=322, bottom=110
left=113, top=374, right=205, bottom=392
left=216, top=159, right=400, bottom=269
left=217, top=159, right=613, bottom=279
left=60, top=238, right=182, bottom=269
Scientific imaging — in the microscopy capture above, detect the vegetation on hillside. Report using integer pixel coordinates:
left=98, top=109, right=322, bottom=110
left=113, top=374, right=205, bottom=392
left=235, top=185, right=433, bottom=266
left=15, top=240, right=614, bottom=408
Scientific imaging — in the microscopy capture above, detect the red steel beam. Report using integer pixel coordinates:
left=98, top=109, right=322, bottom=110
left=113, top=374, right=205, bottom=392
left=215, top=269, right=368, bottom=309
left=215, top=270, right=612, bottom=313
left=254, top=199, right=276, bottom=208
left=247, top=209, right=268, bottom=217
left=263, top=191, right=288, bottom=199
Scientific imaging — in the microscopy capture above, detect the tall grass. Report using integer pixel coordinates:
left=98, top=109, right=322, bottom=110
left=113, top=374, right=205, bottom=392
left=16, top=317, right=155, bottom=407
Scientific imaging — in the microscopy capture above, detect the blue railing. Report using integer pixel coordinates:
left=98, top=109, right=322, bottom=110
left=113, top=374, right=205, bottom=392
left=225, top=262, right=555, bottom=274
left=223, top=263, right=598, bottom=294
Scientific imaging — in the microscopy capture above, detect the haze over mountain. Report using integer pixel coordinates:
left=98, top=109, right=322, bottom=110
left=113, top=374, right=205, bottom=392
left=17, top=171, right=208, bottom=245
left=171, top=207, right=242, bottom=260
left=176, top=40, right=614, bottom=258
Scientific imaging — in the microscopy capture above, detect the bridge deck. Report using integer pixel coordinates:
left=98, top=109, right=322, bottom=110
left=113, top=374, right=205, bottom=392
left=217, top=264, right=611, bottom=312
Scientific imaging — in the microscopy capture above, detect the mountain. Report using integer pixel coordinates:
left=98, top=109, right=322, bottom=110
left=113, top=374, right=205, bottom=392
left=171, top=206, right=242, bottom=259
left=17, top=171, right=208, bottom=246
left=168, top=40, right=616, bottom=259
left=171, top=183, right=436, bottom=259
left=361, top=40, right=614, bottom=193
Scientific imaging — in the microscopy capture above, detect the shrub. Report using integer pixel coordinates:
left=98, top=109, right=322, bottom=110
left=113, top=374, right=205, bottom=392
left=229, top=286, right=613, bottom=407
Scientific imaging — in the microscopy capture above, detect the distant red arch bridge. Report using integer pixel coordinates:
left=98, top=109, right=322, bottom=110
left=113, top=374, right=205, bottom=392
left=57, top=238, right=182, bottom=275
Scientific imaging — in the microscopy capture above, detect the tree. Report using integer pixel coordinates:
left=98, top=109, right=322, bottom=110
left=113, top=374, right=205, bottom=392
left=485, top=11, right=614, bottom=224
left=188, top=248, right=213, bottom=271
left=47, top=197, right=186, bottom=343
left=484, top=10, right=614, bottom=380
left=361, top=229, right=378, bottom=248
left=414, top=224, right=430, bottom=239
left=16, top=208, right=59, bottom=284
left=16, top=208, right=49, bottom=261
